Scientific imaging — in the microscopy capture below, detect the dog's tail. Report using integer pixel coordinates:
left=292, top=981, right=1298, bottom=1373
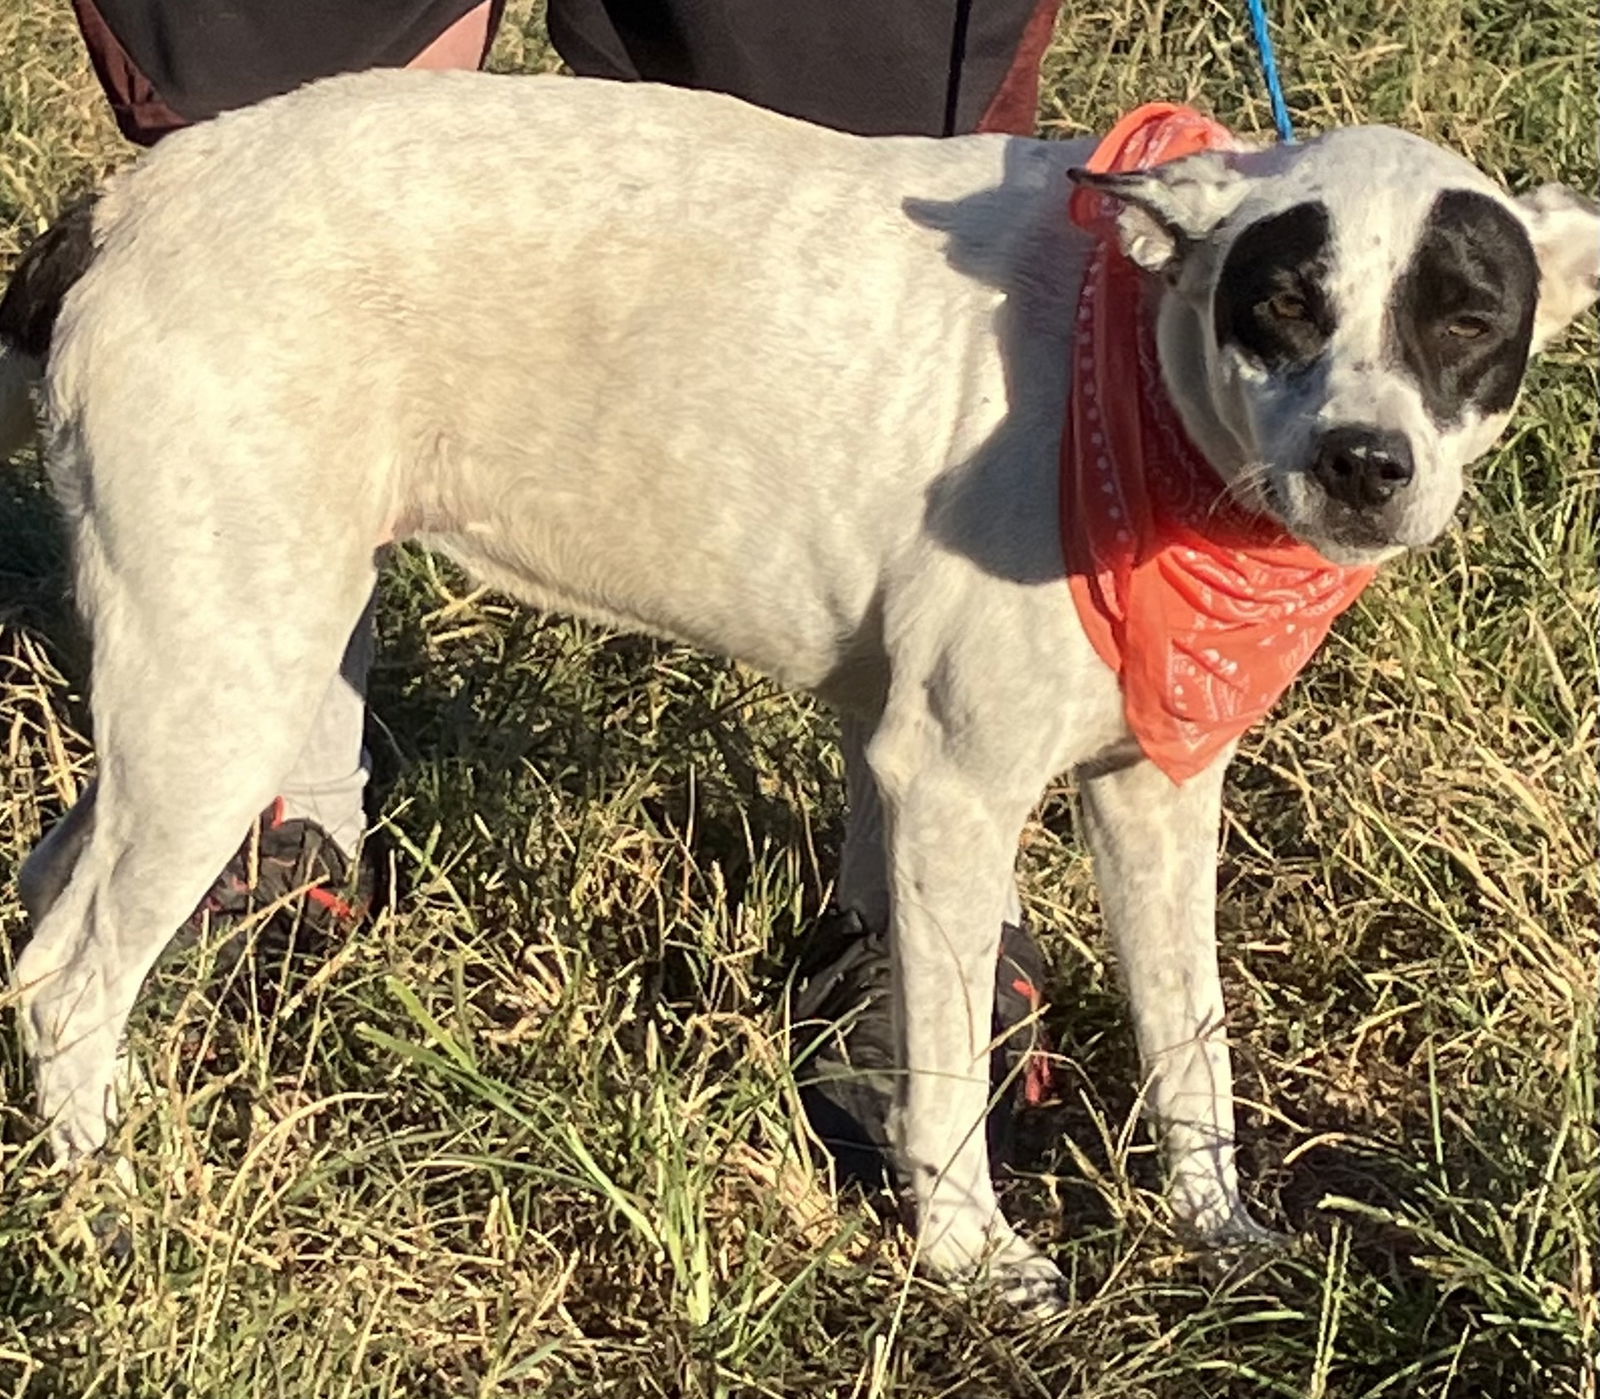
left=0, top=195, right=100, bottom=460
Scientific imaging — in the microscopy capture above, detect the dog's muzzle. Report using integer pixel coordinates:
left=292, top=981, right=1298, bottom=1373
left=1262, top=425, right=1429, bottom=563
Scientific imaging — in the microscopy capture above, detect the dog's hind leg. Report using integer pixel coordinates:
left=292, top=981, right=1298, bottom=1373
left=11, top=536, right=377, bottom=1165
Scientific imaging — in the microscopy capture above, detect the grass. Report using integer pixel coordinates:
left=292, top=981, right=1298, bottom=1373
left=0, top=0, right=1594, bottom=1394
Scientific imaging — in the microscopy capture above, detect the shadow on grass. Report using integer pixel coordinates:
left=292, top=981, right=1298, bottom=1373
left=366, top=550, right=843, bottom=979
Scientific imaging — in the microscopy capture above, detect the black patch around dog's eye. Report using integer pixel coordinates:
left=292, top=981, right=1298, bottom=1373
left=1387, top=189, right=1538, bottom=426
left=1213, top=202, right=1335, bottom=373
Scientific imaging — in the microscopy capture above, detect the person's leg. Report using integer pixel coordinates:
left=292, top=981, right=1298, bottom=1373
left=406, top=0, right=498, bottom=71
left=70, top=0, right=189, bottom=144
left=71, top=0, right=504, bottom=143
left=546, top=0, right=1059, bottom=137
left=970, top=0, right=1059, bottom=135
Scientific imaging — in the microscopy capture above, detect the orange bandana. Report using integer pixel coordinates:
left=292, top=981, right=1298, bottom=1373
left=1063, top=104, right=1377, bottom=783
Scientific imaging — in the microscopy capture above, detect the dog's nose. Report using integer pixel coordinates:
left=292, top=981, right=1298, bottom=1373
left=1309, top=428, right=1415, bottom=511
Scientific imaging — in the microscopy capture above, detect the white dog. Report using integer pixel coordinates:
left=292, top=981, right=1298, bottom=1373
left=2, top=71, right=1594, bottom=1307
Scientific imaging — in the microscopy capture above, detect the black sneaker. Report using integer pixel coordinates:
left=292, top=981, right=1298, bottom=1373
left=193, top=798, right=374, bottom=934
left=132, top=803, right=381, bottom=1063
left=166, top=799, right=380, bottom=995
left=790, top=909, right=1056, bottom=1187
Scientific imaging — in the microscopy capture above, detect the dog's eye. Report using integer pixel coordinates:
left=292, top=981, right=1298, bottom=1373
left=1265, top=292, right=1309, bottom=321
left=1443, top=315, right=1490, bottom=340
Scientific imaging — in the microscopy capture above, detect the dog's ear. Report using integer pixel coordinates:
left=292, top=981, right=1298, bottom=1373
left=1068, top=152, right=1250, bottom=275
left=1515, top=184, right=1600, bottom=353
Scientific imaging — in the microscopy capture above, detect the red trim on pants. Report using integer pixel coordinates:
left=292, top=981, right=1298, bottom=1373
left=976, top=0, right=1059, bottom=134
left=71, top=0, right=187, bottom=146
left=72, top=0, right=505, bottom=147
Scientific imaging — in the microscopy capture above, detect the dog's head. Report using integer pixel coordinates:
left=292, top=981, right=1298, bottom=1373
left=1070, top=129, right=1599, bottom=564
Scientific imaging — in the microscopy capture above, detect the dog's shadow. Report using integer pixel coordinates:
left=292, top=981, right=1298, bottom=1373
left=902, top=136, right=1093, bottom=592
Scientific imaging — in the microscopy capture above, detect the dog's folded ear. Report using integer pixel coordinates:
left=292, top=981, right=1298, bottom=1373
left=1515, top=184, right=1600, bottom=353
left=1068, top=152, right=1251, bottom=276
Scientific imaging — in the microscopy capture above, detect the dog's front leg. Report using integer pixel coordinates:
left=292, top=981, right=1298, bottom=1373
left=866, top=703, right=1067, bottom=1308
left=1079, top=753, right=1275, bottom=1242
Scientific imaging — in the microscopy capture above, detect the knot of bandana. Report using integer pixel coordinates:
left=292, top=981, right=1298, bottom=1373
left=1062, top=104, right=1377, bottom=784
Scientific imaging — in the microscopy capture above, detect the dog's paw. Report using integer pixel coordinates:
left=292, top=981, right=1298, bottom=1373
left=1198, top=1204, right=1290, bottom=1250
left=916, top=1219, right=1070, bottom=1317
left=1186, top=1208, right=1296, bottom=1288
left=984, top=1236, right=1072, bottom=1317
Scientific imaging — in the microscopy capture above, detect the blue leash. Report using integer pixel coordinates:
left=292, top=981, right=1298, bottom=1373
left=1244, top=0, right=1296, bottom=142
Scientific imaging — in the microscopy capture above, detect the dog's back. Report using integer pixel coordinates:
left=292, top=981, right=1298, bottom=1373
left=36, top=70, right=1092, bottom=697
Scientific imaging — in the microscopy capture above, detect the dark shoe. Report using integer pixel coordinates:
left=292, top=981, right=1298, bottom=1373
left=193, top=798, right=373, bottom=934
left=790, top=909, right=1056, bottom=1186
left=164, top=800, right=380, bottom=1002
left=140, top=803, right=381, bottom=1090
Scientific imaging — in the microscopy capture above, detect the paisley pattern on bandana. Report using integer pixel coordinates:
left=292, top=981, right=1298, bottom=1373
left=1062, top=104, right=1377, bottom=783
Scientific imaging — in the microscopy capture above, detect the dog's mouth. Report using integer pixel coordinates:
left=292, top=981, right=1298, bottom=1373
left=1260, top=474, right=1413, bottom=566
left=1303, top=522, right=1410, bottom=567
